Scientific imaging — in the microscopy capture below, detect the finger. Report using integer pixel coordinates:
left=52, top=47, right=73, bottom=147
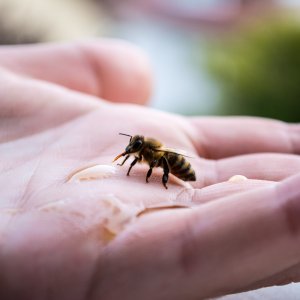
left=90, top=173, right=300, bottom=300
left=0, top=68, right=103, bottom=142
left=192, top=153, right=300, bottom=188
left=189, top=179, right=275, bottom=204
left=243, top=261, right=300, bottom=293
left=0, top=39, right=152, bottom=104
left=189, top=117, right=300, bottom=158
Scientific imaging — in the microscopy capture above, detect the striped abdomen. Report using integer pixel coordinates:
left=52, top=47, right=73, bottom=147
left=166, top=153, right=196, bottom=181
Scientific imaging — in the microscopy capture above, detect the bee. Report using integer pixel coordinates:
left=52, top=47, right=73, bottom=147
left=113, top=133, right=196, bottom=189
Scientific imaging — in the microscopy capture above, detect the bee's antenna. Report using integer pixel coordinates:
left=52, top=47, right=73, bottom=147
left=119, top=133, right=132, bottom=141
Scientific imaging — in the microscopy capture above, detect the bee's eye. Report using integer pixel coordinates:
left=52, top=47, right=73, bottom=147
left=132, top=140, right=142, bottom=150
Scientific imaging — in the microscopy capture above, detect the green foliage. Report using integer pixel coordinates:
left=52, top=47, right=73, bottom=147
left=205, top=17, right=300, bottom=122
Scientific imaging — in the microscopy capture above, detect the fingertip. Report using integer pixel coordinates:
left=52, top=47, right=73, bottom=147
left=79, top=39, right=153, bottom=104
left=0, top=39, right=153, bottom=105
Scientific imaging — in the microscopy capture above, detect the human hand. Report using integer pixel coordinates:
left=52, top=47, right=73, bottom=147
left=1, top=40, right=300, bottom=300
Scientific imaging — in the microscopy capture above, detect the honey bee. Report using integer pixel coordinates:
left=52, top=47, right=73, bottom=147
left=113, top=133, right=196, bottom=189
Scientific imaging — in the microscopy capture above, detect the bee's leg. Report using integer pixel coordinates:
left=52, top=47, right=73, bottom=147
left=162, top=157, right=169, bottom=189
left=146, top=160, right=157, bottom=183
left=146, top=169, right=152, bottom=183
left=118, top=155, right=130, bottom=166
left=127, top=157, right=138, bottom=176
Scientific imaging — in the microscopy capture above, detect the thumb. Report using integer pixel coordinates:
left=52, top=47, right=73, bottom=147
left=0, top=39, right=152, bottom=104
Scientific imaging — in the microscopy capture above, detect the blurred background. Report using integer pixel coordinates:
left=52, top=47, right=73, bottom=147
left=1, top=0, right=300, bottom=122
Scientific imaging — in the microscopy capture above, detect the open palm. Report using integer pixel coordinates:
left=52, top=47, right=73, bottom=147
left=1, top=40, right=300, bottom=300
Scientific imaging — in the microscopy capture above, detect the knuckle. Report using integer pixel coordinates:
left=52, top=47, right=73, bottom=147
left=280, top=191, right=300, bottom=237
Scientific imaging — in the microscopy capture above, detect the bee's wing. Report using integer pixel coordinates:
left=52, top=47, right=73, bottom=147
left=153, top=147, right=195, bottom=158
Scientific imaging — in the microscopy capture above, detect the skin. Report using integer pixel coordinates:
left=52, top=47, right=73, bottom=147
left=0, top=39, right=300, bottom=300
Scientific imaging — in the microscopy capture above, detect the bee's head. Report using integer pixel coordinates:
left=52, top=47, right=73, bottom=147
left=125, top=135, right=144, bottom=154
left=113, top=133, right=144, bottom=162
